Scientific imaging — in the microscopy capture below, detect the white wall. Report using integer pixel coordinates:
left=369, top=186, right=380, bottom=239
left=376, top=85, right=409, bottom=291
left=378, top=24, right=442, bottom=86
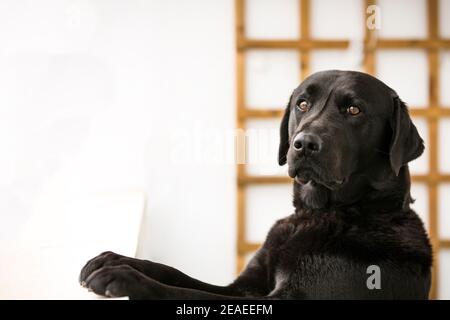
left=0, top=0, right=236, bottom=287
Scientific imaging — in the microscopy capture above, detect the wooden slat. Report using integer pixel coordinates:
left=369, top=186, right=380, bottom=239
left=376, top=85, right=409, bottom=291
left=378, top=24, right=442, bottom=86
left=239, top=176, right=292, bottom=185
left=236, top=184, right=246, bottom=273
left=239, top=107, right=450, bottom=120
left=411, top=108, right=450, bottom=118
left=364, top=0, right=377, bottom=75
left=240, top=239, right=450, bottom=255
left=238, top=175, right=450, bottom=185
left=235, top=0, right=247, bottom=275
left=428, top=0, right=439, bottom=39
left=239, top=242, right=262, bottom=254
left=300, top=0, right=309, bottom=40
left=429, top=182, right=439, bottom=300
left=427, top=0, right=439, bottom=300
left=239, top=39, right=450, bottom=50
left=412, top=175, right=450, bottom=183
left=377, top=39, right=450, bottom=49
left=429, top=56, right=439, bottom=110
left=239, top=39, right=349, bottom=50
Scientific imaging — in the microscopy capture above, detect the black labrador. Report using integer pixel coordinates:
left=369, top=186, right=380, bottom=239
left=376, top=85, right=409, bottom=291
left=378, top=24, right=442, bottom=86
left=79, top=70, right=432, bottom=299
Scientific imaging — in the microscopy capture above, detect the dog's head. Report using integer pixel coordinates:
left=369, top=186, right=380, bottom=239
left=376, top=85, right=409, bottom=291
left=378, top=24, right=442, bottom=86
left=278, top=70, right=424, bottom=209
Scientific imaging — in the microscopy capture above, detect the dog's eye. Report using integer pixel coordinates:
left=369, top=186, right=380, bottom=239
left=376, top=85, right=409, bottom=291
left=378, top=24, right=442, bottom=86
left=297, top=101, right=309, bottom=112
left=347, top=106, right=361, bottom=116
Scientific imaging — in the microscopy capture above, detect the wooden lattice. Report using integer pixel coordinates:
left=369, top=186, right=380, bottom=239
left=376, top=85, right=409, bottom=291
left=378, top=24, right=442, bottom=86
left=235, top=0, right=450, bottom=299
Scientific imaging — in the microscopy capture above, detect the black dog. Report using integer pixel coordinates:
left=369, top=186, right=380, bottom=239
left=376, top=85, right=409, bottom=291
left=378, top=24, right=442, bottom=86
left=79, top=70, right=432, bottom=299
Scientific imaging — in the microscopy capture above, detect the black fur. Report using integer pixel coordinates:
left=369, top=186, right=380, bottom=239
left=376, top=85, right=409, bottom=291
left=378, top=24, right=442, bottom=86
left=79, top=70, right=432, bottom=299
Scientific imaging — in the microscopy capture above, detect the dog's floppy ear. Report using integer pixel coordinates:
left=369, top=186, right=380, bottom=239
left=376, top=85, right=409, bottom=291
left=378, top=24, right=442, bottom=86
left=389, top=97, right=424, bottom=176
left=278, top=95, right=293, bottom=166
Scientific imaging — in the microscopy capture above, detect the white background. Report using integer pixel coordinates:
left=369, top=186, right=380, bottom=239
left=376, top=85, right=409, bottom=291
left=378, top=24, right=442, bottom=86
left=0, top=0, right=237, bottom=294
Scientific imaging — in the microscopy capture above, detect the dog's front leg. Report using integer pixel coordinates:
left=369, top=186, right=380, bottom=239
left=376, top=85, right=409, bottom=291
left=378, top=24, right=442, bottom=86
left=80, top=251, right=241, bottom=296
left=84, top=265, right=279, bottom=300
left=83, top=264, right=165, bottom=299
left=80, top=250, right=272, bottom=299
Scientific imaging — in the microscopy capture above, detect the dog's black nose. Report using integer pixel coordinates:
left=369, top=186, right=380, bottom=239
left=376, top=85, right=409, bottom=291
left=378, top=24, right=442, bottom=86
left=293, top=133, right=322, bottom=155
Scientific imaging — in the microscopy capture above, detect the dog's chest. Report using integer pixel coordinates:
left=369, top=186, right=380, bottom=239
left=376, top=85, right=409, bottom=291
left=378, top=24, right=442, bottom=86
left=265, top=218, right=376, bottom=299
left=264, top=212, right=376, bottom=274
left=266, top=213, right=343, bottom=255
left=270, top=254, right=376, bottom=299
left=263, top=211, right=431, bottom=299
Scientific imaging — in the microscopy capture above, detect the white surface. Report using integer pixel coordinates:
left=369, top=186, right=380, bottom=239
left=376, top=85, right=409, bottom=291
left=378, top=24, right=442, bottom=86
left=0, top=247, right=127, bottom=300
left=440, top=51, right=450, bottom=107
left=377, top=0, right=427, bottom=39
left=245, top=50, right=300, bottom=108
left=409, top=117, right=429, bottom=175
left=410, top=183, right=429, bottom=231
left=310, top=0, right=364, bottom=40
left=439, top=184, right=450, bottom=239
left=0, top=191, right=145, bottom=299
left=440, top=0, right=450, bottom=38
left=439, top=249, right=450, bottom=300
left=245, top=0, right=299, bottom=40
left=310, top=49, right=363, bottom=74
left=376, top=50, right=429, bottom=107
left=246, top=184, right=294, bottom=243
left=246, top=119, right=288, bottom=176
left=439, top=119, right=450, bottom=173
left=0, top=0, right=236, bottom=289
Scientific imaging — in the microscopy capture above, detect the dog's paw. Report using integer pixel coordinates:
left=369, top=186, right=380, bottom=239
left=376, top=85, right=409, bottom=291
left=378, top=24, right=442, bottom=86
left=79, top=251, right=130, bottom=286
left=84, top=265, right=161, bottom=299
